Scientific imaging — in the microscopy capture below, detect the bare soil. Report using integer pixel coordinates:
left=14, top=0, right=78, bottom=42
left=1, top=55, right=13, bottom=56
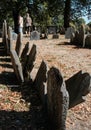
left=0, top=35, right=91, bottom=129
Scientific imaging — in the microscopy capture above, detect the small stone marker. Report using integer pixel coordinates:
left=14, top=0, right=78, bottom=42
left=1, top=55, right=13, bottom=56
left=47, top=67, right=69, bottom=130
left=30, top=31, right=40, bottom=40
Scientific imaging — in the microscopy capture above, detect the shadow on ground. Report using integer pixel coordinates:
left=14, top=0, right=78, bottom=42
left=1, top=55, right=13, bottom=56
left=0, top=42, right=49, bottom=129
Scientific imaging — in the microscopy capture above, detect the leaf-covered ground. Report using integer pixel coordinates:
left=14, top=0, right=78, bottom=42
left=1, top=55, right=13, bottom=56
left=0, top=35, right=91, bottom=129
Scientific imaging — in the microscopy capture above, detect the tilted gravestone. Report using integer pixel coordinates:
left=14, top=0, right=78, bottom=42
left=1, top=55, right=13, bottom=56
left=33, top=60, right=48, bottom=105
left=30, top=30, right=40, bottom=40
left=85, top=34, right=91, bottom=48
left=8, top=26, right=13, bottom=52
left=2, top=20, right=9, bottom=54
left=79, top=24, right=85, bottom=47
left=20, top=42, right=29, bottom=71
left=66, top=70, right=91, bottom=108
left=23, top=44, right=37, bottom=81
left=10, top=50, right=24, bottom=83
left=47, top=67, right=69, bottom=130
left=15, top=32, right=22, bottom=57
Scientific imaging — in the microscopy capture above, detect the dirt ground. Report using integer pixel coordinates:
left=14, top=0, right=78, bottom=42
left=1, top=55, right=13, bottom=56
left=0, top=35, right=91, bottom=129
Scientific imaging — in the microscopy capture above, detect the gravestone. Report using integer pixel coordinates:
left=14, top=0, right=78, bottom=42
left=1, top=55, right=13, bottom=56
left=66, top=70, right=91, bottom=108
left=33, top=60, right=48, bottom=105
left=79, top=24, right=85, bottom=47
left=12, top=32, right=17, bottom=40
left=20, top=42, right=29, bottom=71
left=23, top=44, right=37, bottom=81
left=65, top=27, right=75, bottom=39
left=85, top=34, right=91, bottom=48
left=15, top=32, right=22, bottom=57
left=30, top=30, right=40, bottom=40
left=47, top=26, right=57, bottom=34
left=2, top=20, right=9, bottom=54
left=47, top=67, right=69, bottom=130
left=8, top=26, right=13, bottom=52
left=10, top=50, right=24, bottom=83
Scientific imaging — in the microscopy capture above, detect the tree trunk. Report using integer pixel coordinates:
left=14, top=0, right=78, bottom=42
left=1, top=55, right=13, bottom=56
left=64, top=0, right=71, bottom=29
left=13, top=10, right=19, bottom=34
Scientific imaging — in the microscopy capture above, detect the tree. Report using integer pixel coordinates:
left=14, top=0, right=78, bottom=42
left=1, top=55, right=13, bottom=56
left=64, top=0, right=91, bottom=29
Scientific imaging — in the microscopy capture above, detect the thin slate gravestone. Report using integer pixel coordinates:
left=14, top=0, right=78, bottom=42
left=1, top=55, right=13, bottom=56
left=20, top=42, right=29, bottom=71
left=66, top=70, right=91, bottom=108
left=8, top=26, right=13, bottom=52
left=79, top=24, right=85, bottom=47
left=30, top=30, right=40, bottom=40
left=47, top=67, right=69, bottom=130
left=23, top=44, right=37, bottom=81
left=15, top=32, right=22, bottom=57
left=33, top=60, right=48, bottom=105
left=2, top=20, right=9, bottom=54
left=10, top=50, right=24, bottom=83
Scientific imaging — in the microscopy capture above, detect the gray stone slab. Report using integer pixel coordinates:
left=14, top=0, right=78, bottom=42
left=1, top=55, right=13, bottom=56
left=30, top=31, right=40, bottom=40
left=10, top=50, right=24, bottom=83
left=47, top=67, right=69, bottom=130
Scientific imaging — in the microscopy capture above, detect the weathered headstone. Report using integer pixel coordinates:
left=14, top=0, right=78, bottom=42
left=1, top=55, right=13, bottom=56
left=79, top=24, right=85, bottom=47
left=65, top=27, right=75, bottom=39
left=10, top=50, right=24, bottom=83
left=47, top=26, right=57, bottom=34
left=8, top=26, right=13, bottom=52
left=2, top=20, right=9, bottom=54
left=47, top=67, right=69, bottom=130
left=23, top=44, right=37, bottom=81
left=85, top=34, right=91, bottom=48
left=66, top=70, right=91, bottom=108
left=30, top=30, right=40, bottom=40
left=20, top=42, right=29, bottom=70
left=33, top=60, right=48, bottom=105
left=12, top=32, right=17, bottom=40
left=15, top=32, right=22, bottom=57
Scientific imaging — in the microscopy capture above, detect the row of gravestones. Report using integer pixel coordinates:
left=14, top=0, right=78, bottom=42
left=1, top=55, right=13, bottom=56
left=65, top=25, right=91, bottom=48
left=2, top=21, right=91, bottom=130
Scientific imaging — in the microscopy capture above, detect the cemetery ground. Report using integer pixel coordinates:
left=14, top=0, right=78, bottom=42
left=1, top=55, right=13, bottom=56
left=0, top=34, right=91, bottom=129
